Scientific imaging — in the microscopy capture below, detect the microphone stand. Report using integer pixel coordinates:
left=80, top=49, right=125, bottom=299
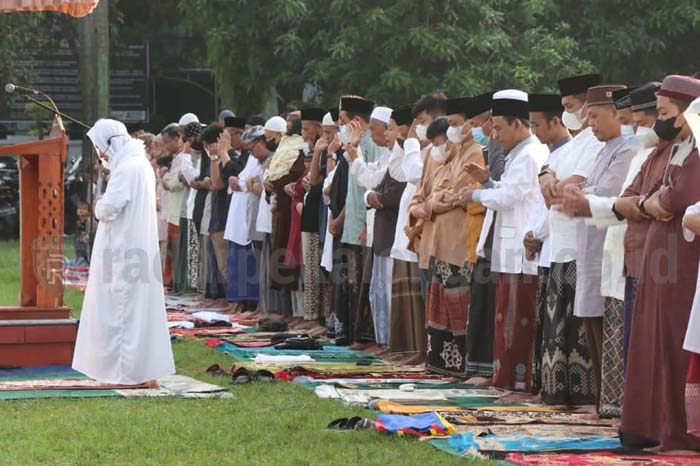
left=21, top=93, right=95, bottom=253
left=22, top=94, right=91, bottom=129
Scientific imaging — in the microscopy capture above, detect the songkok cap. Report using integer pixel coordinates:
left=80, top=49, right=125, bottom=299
left=264, top=116, right=287, bottom=133
left=247, top=115, right=266, bottom=127
left=558, top=73, right=603, bottom=97
left=630, top=83, right=661, bottom=112
left=612, top=87, right=637, bottom=110
left=242, top=125, right=265, bottom=145
left=391, top=105, right=414, bottom=126
left=685, top=97, right=700, bottom=142
left=300, top=108, right=326, bottom=123
left=218, top=109, right=235, bottom=121
left=370, top=106, right=393, bottom=124
left=183, top=121, right=202, bottom=139
left=329, top=108, right=340, bottom=122
left=658, top=75, right=700, bottom=103
left=224, top=116, right=246, bottom=129
left=528, top=94, right=564, bottom=113
left=492, top=89, right=529, bottom=120
left=340, top=97, right=375, bottom=115
left=586, top=85, right=626, bottom=107
left=444, top=97, right=473, bottom=116
left=322, top=112, right=337, bottom=127
left=178, top=113, right=200, bottom=127
left=472, top=92, right=494, bottom=116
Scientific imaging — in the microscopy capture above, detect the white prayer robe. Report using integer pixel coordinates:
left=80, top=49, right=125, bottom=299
left=73, top=120, right=175, bottom=384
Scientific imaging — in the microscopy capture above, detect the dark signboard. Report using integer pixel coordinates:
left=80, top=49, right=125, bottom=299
left=2, top=43, right=149, bottom=123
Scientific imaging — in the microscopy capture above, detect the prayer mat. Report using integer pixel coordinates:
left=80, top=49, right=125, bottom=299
left=430, top=430, right=620, bottom=455
left=375, top=412, right=456, bottom=437
left=506, top=451, right=700, bottom=465
left=0, top=379, right=151, bottom=391
left=170, top=327, right=246, bottom=338
left=445, top=411, right=615, bottom=427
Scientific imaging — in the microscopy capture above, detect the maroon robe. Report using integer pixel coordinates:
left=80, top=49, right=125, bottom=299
left=622, top=143, right=700, bottom=450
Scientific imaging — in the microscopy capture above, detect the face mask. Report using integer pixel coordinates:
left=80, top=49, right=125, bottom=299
left=338, top=125, right=351, bottom=144
left=562, top=107, right=585, bottom=131
left=621, top=125, right=637, bottom=145
left=634, top=126, right=660, bottom=149
left=191, top=140, right=203, bottom=151
left=447, top=125, right=466, bottom=144
left=653, top=116, right=682, bottom=142
left=471, top=127, right=488, bottom=145
left=415, top=124, right=428, bottom=141
left=302, top=142, right=310, bottom=154
left=430, top=143, right=448, bottom=162
left=265, top=138, right=279, bottom=152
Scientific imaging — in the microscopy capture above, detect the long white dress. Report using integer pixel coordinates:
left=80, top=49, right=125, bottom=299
left=72, top=119, right=175, bottom=384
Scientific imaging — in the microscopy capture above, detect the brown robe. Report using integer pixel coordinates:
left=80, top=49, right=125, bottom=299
left=622, top=141, right=700, bottom=450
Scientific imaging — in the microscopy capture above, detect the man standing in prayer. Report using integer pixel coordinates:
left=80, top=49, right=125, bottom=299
left=73, top=119, right=175, bottom=385
left=537, top=73, right=604, bottom=406
left=457, top=90, right=548, bottom=393
left=333, top=96, right=377, bottom=345
left=263, top=116, right=306, bottom=316
left=611, top=83, right=667, bottom=364
left=621, top=75, right=700, bottom=452
left=561, top=84, right=636, bottom=409
left=464, top=92, right=508, bottom=382
left=524, top=93, right=571, bottom=394
left=557, top=85, right=664, bottom=418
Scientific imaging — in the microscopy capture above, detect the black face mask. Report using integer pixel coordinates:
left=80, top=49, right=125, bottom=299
left=265, top=138, right=279, bottom=152
left=654, top=117, right=682, bottom=142
left=191, top=139, right=204, bottom=151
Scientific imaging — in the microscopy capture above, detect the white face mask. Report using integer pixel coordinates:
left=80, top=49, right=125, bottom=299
left=431, top=143, right=449, bottom=162
left=634, top=125, right=660, bottom=149
left=415, top=124, right=428, bottom=142
left=562, top=107, right=585, bottom=131
left=338, top=125, right=351, bottom=144
left=446, top=125, right=466, bottom=144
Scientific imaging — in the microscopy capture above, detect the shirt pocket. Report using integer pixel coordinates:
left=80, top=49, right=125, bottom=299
left=499, top=225, right=517, bottom=239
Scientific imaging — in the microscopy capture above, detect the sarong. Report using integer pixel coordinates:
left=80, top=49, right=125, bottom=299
left=369, top=255, right=393, bottom=346
left=530, top=266, right=550, bottom=395
left=541, top=261, right=595, bottom=405
left=198, top=234, right=208, bottom=294
left=425, top=259, right=472, bottom=377
left=492, top=272, right=538, bottom=393
left=686, top=353, right=700, bottom=437
left=302, top=232, right=324, bottom=321
left=389, top=259, right=425, bottom=354
left=353, top=246, right=375, bottom=344
left=465, top=256, right=497, bottom=377
left=600, top=297, right=624, bottom=418
left=226, top=241, right=259, bottom=304
left=187, top=220, right=199, bottom=291
left=173, top=217, right=191, bottom=293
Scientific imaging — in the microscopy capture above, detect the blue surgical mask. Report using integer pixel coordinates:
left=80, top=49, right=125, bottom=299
left=471, top=127, right=488, bottom=145
left=621, top=125, right=637, bottom=145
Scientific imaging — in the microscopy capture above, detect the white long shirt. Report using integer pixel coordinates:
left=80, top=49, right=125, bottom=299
left=474, top=135, right=549, bottom=275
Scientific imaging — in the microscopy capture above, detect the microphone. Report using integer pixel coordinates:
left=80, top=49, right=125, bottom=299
left=4, top=83, right=39, bottom=95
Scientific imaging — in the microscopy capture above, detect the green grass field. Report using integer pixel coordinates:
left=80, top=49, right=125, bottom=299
left=0, top=240, right=489, bottom=465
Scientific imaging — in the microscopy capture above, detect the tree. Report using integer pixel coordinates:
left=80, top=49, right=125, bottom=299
left=178, top=0, right=593, bottom=113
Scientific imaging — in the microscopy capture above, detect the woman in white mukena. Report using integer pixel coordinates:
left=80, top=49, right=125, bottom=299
left=72, top=118, right=175, bottom=385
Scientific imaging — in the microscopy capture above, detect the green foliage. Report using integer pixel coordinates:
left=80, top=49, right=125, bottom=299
left=178, top=0, right=596, bottom=113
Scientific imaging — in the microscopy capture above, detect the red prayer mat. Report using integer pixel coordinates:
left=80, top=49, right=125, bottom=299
left=0, top=379, right=151, bottom=391
left=506, top=452, right=700, bottom=465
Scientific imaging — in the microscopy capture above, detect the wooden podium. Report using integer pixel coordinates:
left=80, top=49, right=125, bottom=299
left=0, top=123, right=78, bottom=366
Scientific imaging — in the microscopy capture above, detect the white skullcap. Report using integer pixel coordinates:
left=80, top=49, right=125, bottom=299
left=264, top=116, right=287, bottom=133
left=370, top=106, right=393, bottom=124
left=686, top=97, right=700, bottom=143
left=492, top=89, right=528, bottom=102
left=178, top=113, right=200, bottom=126
left=322, top=112, right=337, bottom=127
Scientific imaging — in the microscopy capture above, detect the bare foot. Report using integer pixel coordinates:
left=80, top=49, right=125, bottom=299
left=464, top=376, right=492, bottom=386
left=145, top=380, right=160, bottom=389
left=401, top=353, right=426, bottom=366
left=350, top=342, right=373, bottom=351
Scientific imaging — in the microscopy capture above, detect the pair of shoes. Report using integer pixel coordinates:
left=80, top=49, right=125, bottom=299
left=326, top=417, right=374, bottom=431
left=231, top=366, right=275, bottom=384
left=275, top=336, right=323, bottom=351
